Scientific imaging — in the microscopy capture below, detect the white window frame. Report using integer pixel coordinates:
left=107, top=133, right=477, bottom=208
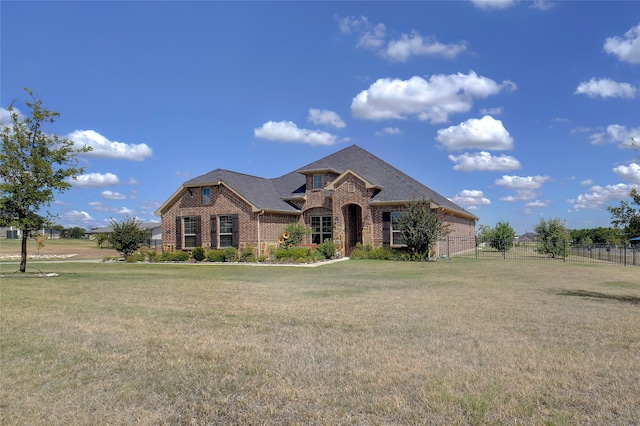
left=218, top=215, right=234, bottom=248
left=312, top=174, right=322, bottom=189
left=391, top=212, right=406, bottom=247
left=183, top=216, right=197, bottom=248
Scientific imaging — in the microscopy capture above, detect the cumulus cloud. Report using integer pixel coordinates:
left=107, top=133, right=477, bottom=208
left=604, top=23, right=640, bottom=64
left=375, top=127, right=403, bottom=136
left=587, top=124, right=640, bottom=146
left=451, top=189, right=491, bottom=208
left=495, top=175, right=551, bottom=190
left=254, top=121, right=344, bottom=146
left=59, top=210, right=97, bottom=227
left=575, top=78, right=637, bottom=99
left=613, top=163, right=640, bottom=184
left=436, top=115, right=513, bottom=151
left=569, top=183, right=638, bottom=210
left=479, top=107, right=503, bottom=115
left=338, top=16, right=467, bottom=61
left=384, top=31, right=468, bottom=62
left=470, top=0, right=517, bottom=10
left=448, top=151, right=521, bottom=172
left=526, top=200, right=549, bottom=207
left=307, top=108, right=346, bottom=128
left=101, top=190, right=127, bottom=200
left=67, top=130, right=153, bottom=161
left=352, top=71, right=515, bottom=123
left=0, top=106, right=25, bottom=124
left=531, top=0, right=555, bottom=11
left=69, top=172, right=120, bottom=188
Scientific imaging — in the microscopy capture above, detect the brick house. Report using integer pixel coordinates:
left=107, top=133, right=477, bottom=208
left=155, top=145, right=478, bottom=257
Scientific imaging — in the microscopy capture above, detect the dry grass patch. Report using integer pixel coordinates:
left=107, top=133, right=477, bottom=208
left=1, top=259, right=638, bottom=425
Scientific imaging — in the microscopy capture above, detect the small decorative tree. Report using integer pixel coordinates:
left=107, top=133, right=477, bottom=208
left=95, top=233, right=108, bottom=248
left=108, top=217, right=148, bottom=259
left=478, top=221, right=516, bottom=254
left=395, top=198, right=451, bottom=260
left=535, top=218, right=571, bottom=258
left=35, top=233, right=48, bottom=254
left=279, top=223, right=311, bottom=248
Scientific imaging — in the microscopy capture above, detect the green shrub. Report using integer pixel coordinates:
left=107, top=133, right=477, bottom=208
left=223, top=247, right=238, bottom=262
left=125, top=252, right=145, bottom=263
left=160, top=251, right=189, bottom=262
left=240, top=247, right=255, bottom=262
left=280, top=223, right=312, bottom=247
left=192, top=247, right=206, bottom=262
left=349, top=243, right=372, bottom=259
left=207, top=249, right=226, bottom=262
left=316, top=239, right=336, bottom=259
left=146, top=251, right=158, bottom=263
left=368, top=246, right=396, bottom=260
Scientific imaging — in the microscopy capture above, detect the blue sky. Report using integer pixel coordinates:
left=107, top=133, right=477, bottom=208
left=1, top=1, right=639, bottom=234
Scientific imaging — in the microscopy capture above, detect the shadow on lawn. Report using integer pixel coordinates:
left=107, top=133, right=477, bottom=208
left=559, top=289, right=640, bottom=305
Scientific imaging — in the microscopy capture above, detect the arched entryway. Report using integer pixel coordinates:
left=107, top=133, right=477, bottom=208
left=344, top=204, right=362, bottom=256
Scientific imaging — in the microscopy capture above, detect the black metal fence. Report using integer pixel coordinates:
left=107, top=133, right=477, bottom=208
left=439, top=236, right=640, bottom=267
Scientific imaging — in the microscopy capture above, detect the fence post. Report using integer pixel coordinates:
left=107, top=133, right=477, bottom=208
left=563, top=239, right=566, bottom=263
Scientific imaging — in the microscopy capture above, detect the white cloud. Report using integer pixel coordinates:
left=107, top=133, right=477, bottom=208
left=452, top=189, right=491, bottom=207
left=376, top=127, right=402, bottom=136
left=352, top=71, right=515, bottom=123
left=59, top=210, right=97, bottom=227
left=114, top=207, right=134, bottom=215
left=604, top=23, right=640, bottom=64
left=581, top=179, right=594, bottom=186
left=613, top=163, right=640, bottom=184
left=70, top=172, right=120, bottom=188
left=436, top=115, right=513, bottom=151
left=479, top=107, right=503, bottom=115
left=448, top=151, right=521, bottom=172
left=575, top=78, right=637, bottom=99
left=254, top=121, right=344, bottom=146
left=384, top=31, right=468, bottom=62
left=495, top=175, right=551, bottom=190
left=531, top=0, right=555, bottom=11
left=588, top=124, right=640, bottom=146
left=339, top=16, right=467, bottom=61
left=0, top=107, right=24, bottom=124
left=67, top=130, right=153, bottom=161
left=569, top=183, right=639, bottom=210
left=307, top=108, right=346, bottom=128
left=526, top=200, right=549, bottom=207
left=88, top=201, right=110, bottom=211
left=470, top=0, right=517, bottom=10
left=101, top=190, right=127, bottom=200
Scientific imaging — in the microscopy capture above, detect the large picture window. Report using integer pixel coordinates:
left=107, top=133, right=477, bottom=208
left=183, top=216, right=198, bottom=248
left=219, top=215, right=234, bottom=247
left=391, top=212, right=406, bottom=246
left=310, top=216, right=332, bottom=244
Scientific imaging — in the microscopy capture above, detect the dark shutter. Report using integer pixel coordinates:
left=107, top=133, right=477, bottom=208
left=175, top=216, right=182, bottom=250
left=231, top=214, right=239, bottom=248
left=382, top=212, right=391, bottom=246
left=195, top=216, right=202, bottom=247
left=210, top=215, right=217, bottom=249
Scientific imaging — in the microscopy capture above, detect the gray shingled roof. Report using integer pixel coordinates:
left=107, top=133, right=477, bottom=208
left=177, top=145, right=476, bottom=218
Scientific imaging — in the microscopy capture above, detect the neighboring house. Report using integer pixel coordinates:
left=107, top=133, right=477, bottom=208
left=155, top=144, right=478, bottom=257
left=86, top=222, right=162, bottom=246
left=517, top=232, right=537, bottom=243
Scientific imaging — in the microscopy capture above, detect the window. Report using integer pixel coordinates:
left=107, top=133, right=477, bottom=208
left=219, top=215, right=234, bottom=247
left=391, top=212, right=406, bottom=246
left=310, top=216, right=332, bottom=244
left=183, top=216, right=198, bottom=248
left=202, top=187, right=210, bottom=204
left=312, top=174, right=322, bottom=189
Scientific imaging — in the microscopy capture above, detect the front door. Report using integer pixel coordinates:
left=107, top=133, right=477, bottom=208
left=345, top=204, right=362, bottom=256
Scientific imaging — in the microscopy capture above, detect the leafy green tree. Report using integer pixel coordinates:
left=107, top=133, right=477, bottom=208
left=570, top=227, right=620, bottom=245
left=535, top=218, right=570, bottom=258
left=0, top=88, right=91, bottom=272
left=109, top=217, right=148, bottom=258
left=478, top=221, right=516, bottom=252
left=607, top=188, right=640, bottom=243
left=95, top=232, right=109, bottom=248
left=395, top=198, right=451, bottom=260
left=67, top=226, right=86, bottom=239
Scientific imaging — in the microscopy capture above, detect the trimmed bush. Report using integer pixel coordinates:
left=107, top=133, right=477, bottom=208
left=317, top=239, right=336, bottom=259
left=207, top=249, right=226, bottom=262
left=223, top=247, right=238, bottom=262
left=160, top=251, right=190, bottom=262
left=240, top=247, right=255, bottom=262
left=192, top=247, right=206, bottom=262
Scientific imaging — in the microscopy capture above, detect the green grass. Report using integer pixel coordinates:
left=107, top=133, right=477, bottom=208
left=1, top=259, right=639, bottom=425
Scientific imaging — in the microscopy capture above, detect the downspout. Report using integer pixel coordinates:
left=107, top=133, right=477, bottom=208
left=257, top=210, right=265, bottom=258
